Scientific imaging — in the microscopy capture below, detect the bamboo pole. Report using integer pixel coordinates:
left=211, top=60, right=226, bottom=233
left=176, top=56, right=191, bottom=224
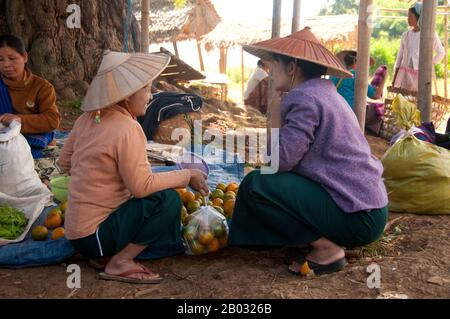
left=445, top=4, right=448, bottom=99
left=219, top=46, right=226, bottom=73
left=196, top=39, right=205, bottom=71
left=141, top=0, right=150, bottom=53
left=292, top=0, right=301, bottom=33
left=172, top=41, right=179, bottom=58
left=272, top=0, right=282, bottom=38
left=241, top=47, right=245, bottom=100
left=418, top=0, right=438, bottom=122
left=354, top=0, right=374, bottom=132
left=268, top=0, right=282, bottom=141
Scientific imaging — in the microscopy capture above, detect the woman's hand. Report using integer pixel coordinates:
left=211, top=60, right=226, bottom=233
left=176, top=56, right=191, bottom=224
left=0, top=114, right=21, bottom=126
left=189, top=169, right=209, bottom=196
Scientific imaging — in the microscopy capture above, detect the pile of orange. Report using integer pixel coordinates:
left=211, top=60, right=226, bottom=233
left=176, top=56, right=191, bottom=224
left=182, top=218, right=228, bottom=255
left=176, top=182, right=239, bottom=226
left=176, top=182, right=239, bottom=255
left=31, top=200, right=67, bottom=241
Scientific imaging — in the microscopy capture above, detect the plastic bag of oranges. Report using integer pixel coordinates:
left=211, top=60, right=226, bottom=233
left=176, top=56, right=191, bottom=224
left=182, top=206, right=229, bottom=255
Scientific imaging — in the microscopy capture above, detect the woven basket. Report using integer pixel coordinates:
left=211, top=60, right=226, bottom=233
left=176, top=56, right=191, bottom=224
left=152, top=112, right=201, bottom=146
left=380, top=87, right=450, bottom=140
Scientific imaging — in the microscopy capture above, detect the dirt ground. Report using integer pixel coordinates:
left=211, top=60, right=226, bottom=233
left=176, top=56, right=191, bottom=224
left=0, top=97, right=449, bottom=299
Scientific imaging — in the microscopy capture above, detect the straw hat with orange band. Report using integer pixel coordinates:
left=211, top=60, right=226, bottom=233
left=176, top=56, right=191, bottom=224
left=243, top=27, right=352, bottom=89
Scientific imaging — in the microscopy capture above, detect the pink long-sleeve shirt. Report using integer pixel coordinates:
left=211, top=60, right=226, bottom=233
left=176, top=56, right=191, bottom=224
left=59, top=103, right=191, bottom=240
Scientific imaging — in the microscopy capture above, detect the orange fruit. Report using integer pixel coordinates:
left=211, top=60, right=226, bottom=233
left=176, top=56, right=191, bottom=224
left=211, top=189, right=224, bottom=201
left=187, top=200, right=201, bottom=214
left=58, top=200, right=68, bottom=213
left=216, top=183, right=227, bottom=192
left=198, top=230, right=214, bottom=245
left=300, top=261, right=311, bottom=276
left=213, top=206, right=225, bottom=215
left=51, top=227, right=65, bottom=240
left=181, top=191, right=196, bottom=205
left=207, top=238, right=220, bottom=253
left=45, top=212, right=63, bottom=230
left=190, top=240, right=206, bottom=254
left=31, top=226, right=48, bottom=241
left=212, top=198, right=224, bottom=207
left=48, top=208, right=63, bottom=218
left=224, top=192, right=236, bottom=201
left=183, top=225, right=197, bottom=241
left=218, top=234, right=228, bottom=247
left=226, top=183, right=239, bottom=193
left=212, top=222, right=225, bottom=238
left=176, top=188, right=187, bottom=196
left=223, top=199, right=236, bottom=218
left=194, top=192, right=204, bottom=201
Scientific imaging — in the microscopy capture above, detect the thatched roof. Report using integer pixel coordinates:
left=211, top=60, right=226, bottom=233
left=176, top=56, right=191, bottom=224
left=202, top=15, right=359, bottom=52
left=155, top=47, right=205, bottom=82
left=135, top=0, right=221, bottom=44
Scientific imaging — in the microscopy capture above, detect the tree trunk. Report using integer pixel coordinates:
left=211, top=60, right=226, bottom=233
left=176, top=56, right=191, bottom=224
left=0, top=0, right=140, bottom=100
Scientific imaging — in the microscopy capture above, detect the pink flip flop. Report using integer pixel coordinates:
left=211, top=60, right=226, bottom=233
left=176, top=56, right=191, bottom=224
left=98, top=266, right=163, bottom=284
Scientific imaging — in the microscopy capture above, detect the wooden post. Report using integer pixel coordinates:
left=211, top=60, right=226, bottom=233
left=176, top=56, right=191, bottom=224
left=268, top=0, right=283, bottom=140
left=418, top=0, right=438, bottom=122
left=141, top=0, right=150, bottom=53
left=354, top=0, right=374, bottom=132
left=196, top=39, right=205, bottom=71
left=272, top=0, right=282, bottom=38
left=241, top=47, right=245, bottom=100
left=172, top=41, right=179, bottom=58
left=445, top=4, right=448, bottom=99
left=219, top=46, right=226, bottom=74
left=292, top=0, right=301, bottom=33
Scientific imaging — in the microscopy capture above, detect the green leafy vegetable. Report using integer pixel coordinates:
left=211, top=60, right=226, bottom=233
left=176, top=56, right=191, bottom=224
left=0, top=206, right=28, bottom=240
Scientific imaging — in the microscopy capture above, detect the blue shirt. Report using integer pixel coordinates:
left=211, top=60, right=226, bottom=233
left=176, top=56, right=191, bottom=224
left=330, top=70, right=376, bottom=110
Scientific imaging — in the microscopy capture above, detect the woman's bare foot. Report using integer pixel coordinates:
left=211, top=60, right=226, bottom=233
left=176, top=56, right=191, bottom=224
left=102, top=243, right=161, bottom=281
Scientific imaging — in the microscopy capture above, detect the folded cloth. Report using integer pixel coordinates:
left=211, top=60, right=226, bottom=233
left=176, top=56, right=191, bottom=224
left=23, top=132, right=55, bottom=159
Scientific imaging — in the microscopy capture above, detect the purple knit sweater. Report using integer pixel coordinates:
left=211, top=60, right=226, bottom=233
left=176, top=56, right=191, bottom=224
left=277, top=78, right=388, bottom=213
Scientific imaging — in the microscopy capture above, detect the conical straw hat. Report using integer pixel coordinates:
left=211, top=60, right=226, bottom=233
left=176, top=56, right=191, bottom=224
left=82, top=50, right=171, bottom=112
left=336, top=50, right=375, bottom=67
left=243, top=27, right=352, bottom=78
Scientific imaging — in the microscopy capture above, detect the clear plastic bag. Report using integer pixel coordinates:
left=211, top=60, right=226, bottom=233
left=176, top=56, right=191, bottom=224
left=182, top=206, right=229, bottom=255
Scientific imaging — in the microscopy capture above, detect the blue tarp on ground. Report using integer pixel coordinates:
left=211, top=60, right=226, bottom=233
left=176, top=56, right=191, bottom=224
left=0, top=147, right=244, bottom=268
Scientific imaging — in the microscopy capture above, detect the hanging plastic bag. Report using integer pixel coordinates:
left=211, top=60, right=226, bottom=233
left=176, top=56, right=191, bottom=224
left=381, top=95, right=450, bottom=215
left=182, top=206, right=229, bottom=255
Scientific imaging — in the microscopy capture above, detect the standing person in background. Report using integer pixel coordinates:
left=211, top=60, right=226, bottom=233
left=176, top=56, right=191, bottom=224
left=392, top=2, right=445, bottom=93
left=244, top=60, right=269, bottom=114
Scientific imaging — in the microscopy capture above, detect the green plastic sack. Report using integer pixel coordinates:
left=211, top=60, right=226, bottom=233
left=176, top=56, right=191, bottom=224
left=391, top=94, right=421, bottom=131
left=382, top=94, right=450, bottom=214
left=382, top=136, right=450, bottom=214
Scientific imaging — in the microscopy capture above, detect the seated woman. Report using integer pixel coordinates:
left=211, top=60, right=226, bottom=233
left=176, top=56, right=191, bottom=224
left=330, top=50, right=386, bottom=111
left=0, top=35, right=61, bottom=158
left=59, top=51, right=209, bottom=284
left=229, top=28, right=388, bottom=275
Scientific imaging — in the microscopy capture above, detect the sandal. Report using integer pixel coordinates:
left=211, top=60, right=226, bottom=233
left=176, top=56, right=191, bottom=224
left=98, top=266, right=163, bottom=284
left=288, top=258, right=346, bottom=276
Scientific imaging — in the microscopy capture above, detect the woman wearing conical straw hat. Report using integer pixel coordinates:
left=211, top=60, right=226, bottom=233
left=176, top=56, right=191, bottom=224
left=59, top=51, right=209, bottom=284
left=229, top=28, right=388, bottom=275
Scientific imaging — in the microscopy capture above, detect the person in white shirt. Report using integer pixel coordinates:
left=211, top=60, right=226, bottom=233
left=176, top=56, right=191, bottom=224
left=392, top=2, right=445, bottom=93
left=244, top=60, right=269, bottom=100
